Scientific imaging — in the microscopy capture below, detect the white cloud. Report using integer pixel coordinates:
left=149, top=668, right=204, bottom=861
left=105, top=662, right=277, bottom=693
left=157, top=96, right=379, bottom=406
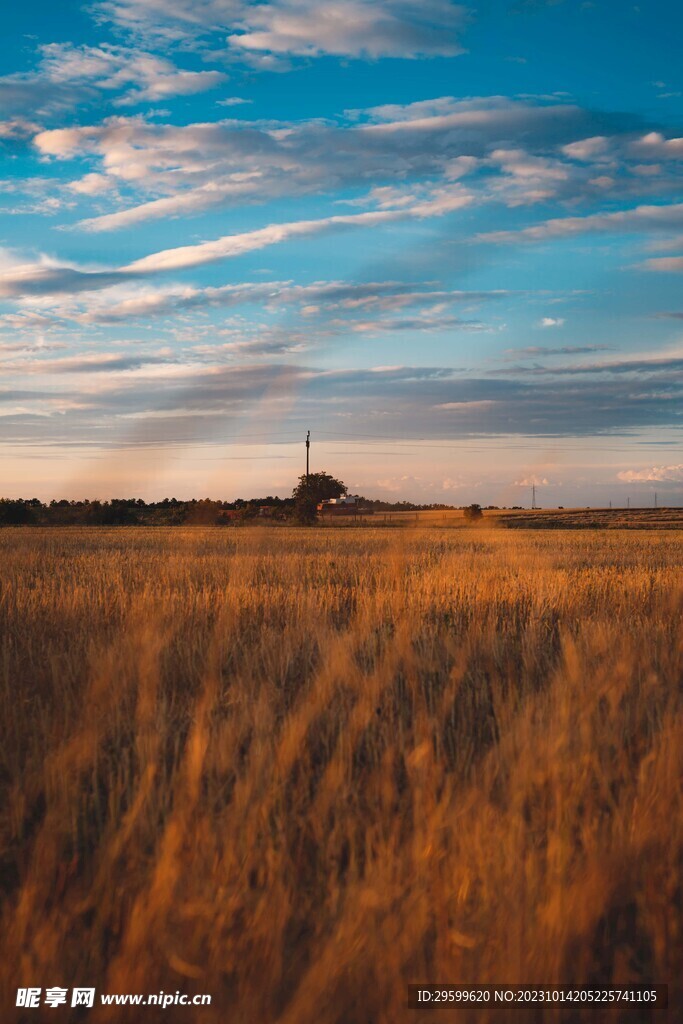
left=122, top=201, right=472, bottom=275
left=617, top=465, right=683, bottom=483
left=59, top=279, right=506, bottom=325
left=0, top=42, right=225, bottom=115
left=0, top=196, right=474, bottom=299
left=96, top=0, right=469, bottom=59
left=348, top=313, right=484, bottom=334
left=123, top=210, right=407, bottom=274
left=74, top=175, right=266, bottom=232
left=629, top=132, right=683, bottom=160
left=359, top=95, right=579, bottom=135
left=435, top=400, right=498, bottom=410
left=488, top=147, right=571, bottom=205
left=492, top=148, right=568, bottom=181
left=229, top=1, right=468, bottom=58
left=39, top=43, right=226, bottom=105
left=0, top=118, right=41, bottom=139
left=562, top=135, right=611, bottom=161
left=0, top=247, right=126, bottom=299
left=68, top=173, right=116, bottom=196
left=93, top=0, right=244, bottom=39
left=539, top=316, right=565, bottom=327
left=30, top=97, right=617, bottom=232
left=355, top=96, right=466, bottom=122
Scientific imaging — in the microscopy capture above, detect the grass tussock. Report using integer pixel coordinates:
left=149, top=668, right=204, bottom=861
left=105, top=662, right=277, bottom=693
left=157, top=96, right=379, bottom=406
left=0, top=526, right=681, bottom=1023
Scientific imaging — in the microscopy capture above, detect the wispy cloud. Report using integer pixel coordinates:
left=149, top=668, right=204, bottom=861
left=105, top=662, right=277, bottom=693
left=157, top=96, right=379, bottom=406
left=495, top=353, right=683, bottom=376
left=29, top=96, right=663, bottom=232
left=0, top=43, right=225, bottom=116
left=0, top=202, right=474, bottom=298
left=479, top=202, right=683, bottom=244
left=43, top=279, right=508, bottom=326
left=503, top=344, right=609, bottom=356
left=94, top=0, right=470, bottom=59
left=641, top=256, right=683, bottom=272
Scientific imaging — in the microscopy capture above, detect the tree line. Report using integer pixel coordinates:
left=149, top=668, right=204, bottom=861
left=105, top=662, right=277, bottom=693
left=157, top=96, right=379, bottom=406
left=0, top=472, right=493, bottom=526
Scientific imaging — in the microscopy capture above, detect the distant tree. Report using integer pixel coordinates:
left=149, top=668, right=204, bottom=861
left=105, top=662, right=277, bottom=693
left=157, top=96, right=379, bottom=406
left=291, top=471, right=346, bottom=524
left=463, top=503, right=483, bottom=522
left=184, top=499, right=223, bottom=525
left=0, top=499, right=35, bottom=525
left=99, top=500, right=138, bottom=525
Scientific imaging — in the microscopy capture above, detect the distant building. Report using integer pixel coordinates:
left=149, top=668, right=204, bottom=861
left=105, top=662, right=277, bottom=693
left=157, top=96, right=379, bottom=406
left=317, top=494, right=372, bottom=517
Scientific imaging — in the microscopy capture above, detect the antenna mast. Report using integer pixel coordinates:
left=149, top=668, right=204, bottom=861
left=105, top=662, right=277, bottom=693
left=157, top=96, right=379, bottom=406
left=305, top=430, right=310, bottom=481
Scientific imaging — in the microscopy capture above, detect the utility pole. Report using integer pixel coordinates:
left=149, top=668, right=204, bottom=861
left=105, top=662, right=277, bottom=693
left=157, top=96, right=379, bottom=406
left=627, top=496, right=630, bottom=510
left=532, top=483, right=537, bottom=510
left=655, top=491, right=658, bottom=509
left=305, top=430, right=310, bottom=482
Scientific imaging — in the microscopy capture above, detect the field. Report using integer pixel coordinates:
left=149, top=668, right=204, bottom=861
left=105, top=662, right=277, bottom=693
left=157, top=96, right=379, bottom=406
left=352, top=508, right=683, bottom=530
left=1, top=526, right=681, bottom=1022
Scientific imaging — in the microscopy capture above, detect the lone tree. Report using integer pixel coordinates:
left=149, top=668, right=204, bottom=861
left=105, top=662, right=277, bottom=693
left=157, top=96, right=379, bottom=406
left=463, top=503, right=483, bottom=522
left=292, top=471, right=346, bottom=524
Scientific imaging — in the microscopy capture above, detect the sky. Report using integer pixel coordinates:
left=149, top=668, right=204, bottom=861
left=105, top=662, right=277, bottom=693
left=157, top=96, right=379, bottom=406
left=1, top=0, right=682, bottom=506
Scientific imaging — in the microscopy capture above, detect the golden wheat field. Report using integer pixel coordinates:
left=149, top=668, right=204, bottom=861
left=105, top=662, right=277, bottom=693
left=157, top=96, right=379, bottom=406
left=1, top=525, right=681, bottom=1023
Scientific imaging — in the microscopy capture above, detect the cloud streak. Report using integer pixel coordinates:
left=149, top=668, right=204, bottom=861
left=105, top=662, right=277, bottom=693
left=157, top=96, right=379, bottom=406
left=49, top=279, right=508, bottom=325
left=0, top=199, right=473, bottom=298
left=479, top=202, right=683, bottom=244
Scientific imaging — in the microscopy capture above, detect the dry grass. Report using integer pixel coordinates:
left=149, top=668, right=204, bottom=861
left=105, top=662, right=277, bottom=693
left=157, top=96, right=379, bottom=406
left=498, top=508, right=683, bottom=531
left=0, top=526, right=681, bottom=1022
left=352, top=508, right=683, bottom=530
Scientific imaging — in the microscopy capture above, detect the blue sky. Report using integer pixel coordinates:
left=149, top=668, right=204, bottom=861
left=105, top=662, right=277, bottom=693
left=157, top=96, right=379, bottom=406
left=1, top=0, right=682, bottom=504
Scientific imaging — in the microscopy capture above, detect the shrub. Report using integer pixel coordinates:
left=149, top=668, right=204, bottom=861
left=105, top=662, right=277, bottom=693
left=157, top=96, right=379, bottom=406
left=463, top=503, right=483, bottom=522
